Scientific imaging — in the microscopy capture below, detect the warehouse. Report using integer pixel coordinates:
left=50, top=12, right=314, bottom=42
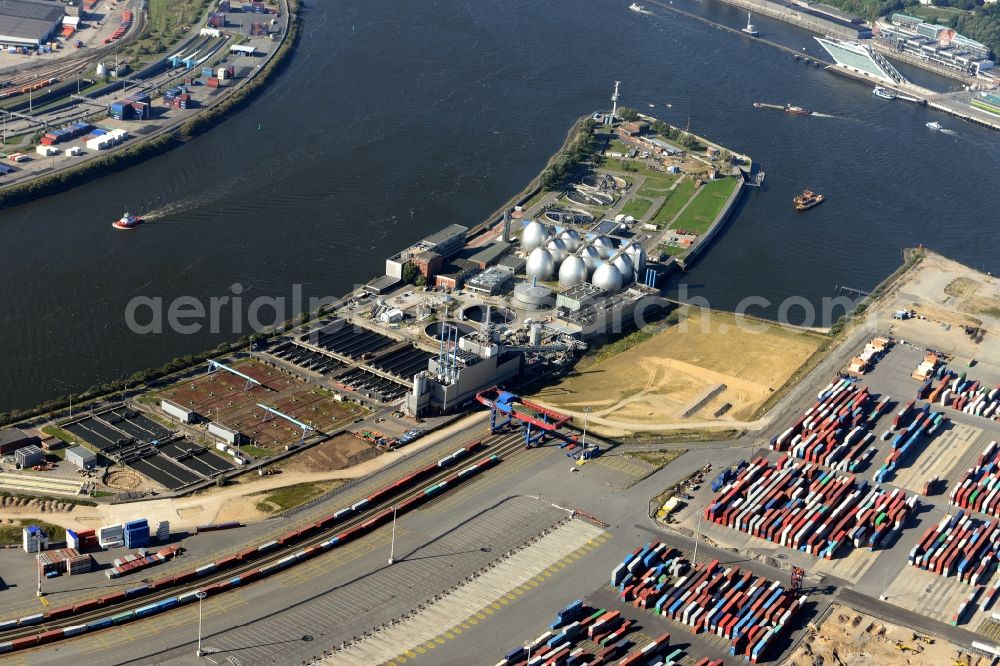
left=0, top=427, right=39, bottom=455
left=66, top=445, right=97, bottom=470
left=0, top=0, right=65, bottom=48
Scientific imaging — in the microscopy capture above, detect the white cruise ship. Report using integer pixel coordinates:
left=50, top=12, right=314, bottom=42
left=815, top=37, right=907, bottom=85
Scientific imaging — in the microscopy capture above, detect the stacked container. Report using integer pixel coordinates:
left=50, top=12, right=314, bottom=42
left=611, top=540, right=805, bottom=663
left=105, top=546, right=178, bottom=579
left=124, top=519, right=150, bottom=549
left=706, top=456, right=918, bottom=558
left=66, top=528, right=98, bottom=551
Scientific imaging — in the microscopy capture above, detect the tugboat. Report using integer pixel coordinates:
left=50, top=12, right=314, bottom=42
left=793, top=189, right=825, bottom=212
left=742, top=12, right=759, bottom=36
left=112, top=211, right=143, bottom=230
left=785, top=104, right=812, bottom=116
left=873, top=86, right=897, bottom=100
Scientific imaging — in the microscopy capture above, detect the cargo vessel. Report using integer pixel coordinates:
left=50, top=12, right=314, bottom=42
left=793, top=189, right=824, bottom=211
left=112, top=212, right=143, bottom=230
left=785, top=104, right=812, bottom=116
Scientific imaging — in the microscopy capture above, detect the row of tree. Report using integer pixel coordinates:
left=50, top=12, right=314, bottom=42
left=539, top=119, right=600, bottom=190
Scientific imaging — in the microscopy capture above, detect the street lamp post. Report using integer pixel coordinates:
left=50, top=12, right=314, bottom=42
left=525, top=642, right=531, bottom=662
left=692, top=505, right=703, bottom=565
left=582, top=407, right=591, bottom=450
left=388, top=505, right=398, bottom=565
left=195, top=591, right=207, bottom=656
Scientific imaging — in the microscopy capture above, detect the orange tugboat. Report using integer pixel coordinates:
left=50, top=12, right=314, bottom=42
left=793, top=189, right=824, bottom=211
left=112, top=211, right=143, bottom=230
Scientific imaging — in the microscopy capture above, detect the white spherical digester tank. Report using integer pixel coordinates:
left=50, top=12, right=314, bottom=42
left=558, top=255, right=588, bottom=288
left=592, top=262, right=624, bottom=292
left=526, top=247, right=555, bottom=280
left=521, top=220, right=549, bottom=253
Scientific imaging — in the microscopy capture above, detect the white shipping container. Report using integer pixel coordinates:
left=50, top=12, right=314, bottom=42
left=85, top=137, right=111, bottom=150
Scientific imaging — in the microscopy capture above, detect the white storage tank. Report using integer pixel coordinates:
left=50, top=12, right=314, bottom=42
left=580, top=245, right=601, bottom=271
left=593, top=236, right=615, bottom=259
left=545, top=237, right=568, bottom=264
left=613, top=253, right=634, bottom=285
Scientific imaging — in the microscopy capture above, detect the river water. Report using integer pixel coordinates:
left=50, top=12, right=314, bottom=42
left=0, top=0, right=996, bottom=412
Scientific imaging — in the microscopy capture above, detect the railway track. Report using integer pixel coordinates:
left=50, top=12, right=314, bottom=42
left=0, top=431, right=528, bottom=653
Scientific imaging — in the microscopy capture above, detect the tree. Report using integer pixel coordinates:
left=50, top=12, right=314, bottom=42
left=651, top=120, right=670, bottom=136
left=618, top=107, right=639, bottom=122
left=401, top=262, right=419, bottom=285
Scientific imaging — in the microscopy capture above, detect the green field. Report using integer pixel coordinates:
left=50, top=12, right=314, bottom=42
left=650, top=178, right=697, bottom=228
left=671, top=178, right=739, bottom=235
left=907, top=5, right=966, bottom=22
left=254, top=480, right=343, bottom=514
left=620, top=197, right=654, bottom=220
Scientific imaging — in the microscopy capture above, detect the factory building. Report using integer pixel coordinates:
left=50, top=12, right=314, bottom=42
left=384, top=224, right=468, bottom=280
left=0, top=0, right=65, bottom=48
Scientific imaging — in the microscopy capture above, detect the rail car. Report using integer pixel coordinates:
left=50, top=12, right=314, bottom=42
left=0, top=445, right=505, bottom=654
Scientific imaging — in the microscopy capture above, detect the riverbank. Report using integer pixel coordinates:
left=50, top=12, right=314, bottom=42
left=0, top=0, right=300, bottom=210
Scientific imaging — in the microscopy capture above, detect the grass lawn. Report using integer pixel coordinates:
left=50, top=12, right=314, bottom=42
left=0, top=519, right=65, bottom=545
left=620, top=197, right=653, bottom=220
left=42, top=424, right=81, bottom=446
left=657, top=244, right=690, bottom=257
left=651, top=178, right=697, bottom=227
left=254, top=481, right=343, bottom=514
left=670, top=178, right=739, bottom=235
left=238, top=444, right=273, bottom=459
left=636, top=175, right=678, bottom=199
left=605, top=139, right=631, bottom=154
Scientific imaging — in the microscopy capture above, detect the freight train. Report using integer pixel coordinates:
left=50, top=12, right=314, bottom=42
left=0, top=441, right=500, bottom=655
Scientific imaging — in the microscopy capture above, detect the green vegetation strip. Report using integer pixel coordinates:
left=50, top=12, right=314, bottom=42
left=0, top=519, right=66, bottom=545
left=254, top=480, right=344, bottom=514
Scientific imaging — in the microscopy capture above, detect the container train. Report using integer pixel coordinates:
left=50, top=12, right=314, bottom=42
left=0, top=441, right=498, bottom=654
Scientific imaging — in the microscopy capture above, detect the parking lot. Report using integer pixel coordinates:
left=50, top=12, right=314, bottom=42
left=63, top=407, right=232, bottom=491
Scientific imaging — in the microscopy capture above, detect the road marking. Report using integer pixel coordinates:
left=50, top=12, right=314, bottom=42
left=323, top=520, right=608, bottom=665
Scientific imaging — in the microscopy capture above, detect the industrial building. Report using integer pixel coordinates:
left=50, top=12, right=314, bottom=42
left=65, top=445, right=97, bottom=470
left=876, top=14, right=994, bottom=76
left=0, top=0, right=64, bottom=48
left=15, top=443, right=44, bottom=468
left=0, top=427, right=39, bottom=455
left=161, top=399, right=197, bottom=424
left=384, top=224, right=468, bottom=280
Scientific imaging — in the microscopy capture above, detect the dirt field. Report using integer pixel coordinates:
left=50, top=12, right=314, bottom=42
left=880, top=252, right=1000, bottom=368
left=787, top=604, right=983, bottom=666
left=279, top=433, right=381, bottom=474
left=532, top=309, right=824, bottom=436
left=158, top=359, right=364, bottom=447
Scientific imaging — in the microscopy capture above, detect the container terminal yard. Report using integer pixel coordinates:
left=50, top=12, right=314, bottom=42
left=0, top=0, right=289, bottom=190
left=1, top=101, right=1000, bottom=665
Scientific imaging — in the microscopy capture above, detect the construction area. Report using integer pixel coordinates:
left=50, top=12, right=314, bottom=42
left=532, top=308, right=825, bottom=436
